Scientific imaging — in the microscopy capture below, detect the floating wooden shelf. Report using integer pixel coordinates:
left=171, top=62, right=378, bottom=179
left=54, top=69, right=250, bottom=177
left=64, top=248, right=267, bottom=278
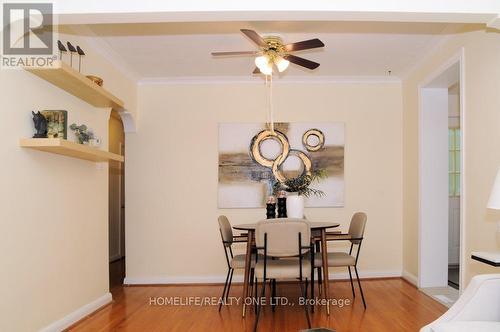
left=24, top=61, right=124, bottom=110
left=20, top=138, right=124, bottom=163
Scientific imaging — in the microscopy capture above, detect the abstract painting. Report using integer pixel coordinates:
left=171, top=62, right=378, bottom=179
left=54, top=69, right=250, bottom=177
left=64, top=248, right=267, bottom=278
left=218, top=122, right=345, bottom=208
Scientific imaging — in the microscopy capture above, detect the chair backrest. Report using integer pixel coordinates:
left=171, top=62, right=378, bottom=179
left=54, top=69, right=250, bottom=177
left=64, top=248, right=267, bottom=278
left=348, top=212, right=367, bottom=245
left=218, top=215, right=233, bottom=247
left=255, top=218, right=310, bottom=257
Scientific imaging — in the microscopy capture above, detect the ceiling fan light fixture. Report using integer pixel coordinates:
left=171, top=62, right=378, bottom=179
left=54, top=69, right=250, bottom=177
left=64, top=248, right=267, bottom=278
left=260, top=64, right=273, bottom=76
left=255, top=55, right=273, bottom=75
left=212, top=30, right=324, bottom=75
left=275, top=56, right=290, bottom=73
left=255, top=55, right=269, bottom=69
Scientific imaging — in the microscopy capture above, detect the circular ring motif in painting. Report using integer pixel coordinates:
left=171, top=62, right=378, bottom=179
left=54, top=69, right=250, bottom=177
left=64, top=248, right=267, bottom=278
left=302, top=129, right=325, bottom=152
left=250, top=129, right=290, bottom=168
left=272, top=149, right=312, bottom=184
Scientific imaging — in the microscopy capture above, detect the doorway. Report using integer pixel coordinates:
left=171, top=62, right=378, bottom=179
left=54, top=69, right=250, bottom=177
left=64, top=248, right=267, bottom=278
left=418, top=51, right=464, bottom=306
left=109, top=110, right=126, bottom=289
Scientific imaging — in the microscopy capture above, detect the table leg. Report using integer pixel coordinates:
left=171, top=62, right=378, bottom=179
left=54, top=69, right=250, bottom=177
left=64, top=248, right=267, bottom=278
left=320, top=229, right=330, bottom=315
left=242, top=229, right=254, bottom=317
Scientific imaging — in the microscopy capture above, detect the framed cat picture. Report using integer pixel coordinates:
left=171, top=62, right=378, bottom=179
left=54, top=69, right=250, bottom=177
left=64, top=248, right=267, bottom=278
left=41, top=110, right=68, bottom=139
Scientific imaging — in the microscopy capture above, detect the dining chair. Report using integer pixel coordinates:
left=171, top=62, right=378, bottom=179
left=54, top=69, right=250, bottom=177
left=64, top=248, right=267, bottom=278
left=253, top=218, right=314, bottom=332
left=313, top=212, right=367, bottom=309
left=310, top=232, right=340, bottom=298
left=218, top=215, right=258, bottom=311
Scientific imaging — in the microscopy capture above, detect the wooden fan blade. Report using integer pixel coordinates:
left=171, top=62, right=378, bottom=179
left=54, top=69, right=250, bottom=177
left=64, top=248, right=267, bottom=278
left=283, top=54, right=320, bottom=70
left=284, top=38, right=325, bottom=52
left=211, top=51, right=257, bottom=56
left=240, top=29, right=267, bottom=47
left=252, top=67, right=261, bottom=74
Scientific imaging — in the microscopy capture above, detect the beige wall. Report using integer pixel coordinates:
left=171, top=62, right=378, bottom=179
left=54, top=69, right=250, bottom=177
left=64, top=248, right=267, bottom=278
left=0, top=32, right=135, bottom=331
left=126, top=82, right=403, bottom=282
left=402, top=27, right=500, bottom=285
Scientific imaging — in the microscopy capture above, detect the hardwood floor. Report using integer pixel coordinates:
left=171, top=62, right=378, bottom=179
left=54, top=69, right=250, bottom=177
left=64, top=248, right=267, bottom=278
left=68, top=278, right=446, bottom=332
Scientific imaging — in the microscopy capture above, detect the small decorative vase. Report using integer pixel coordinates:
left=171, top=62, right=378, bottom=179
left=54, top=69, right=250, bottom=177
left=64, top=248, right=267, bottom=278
left=286, top=193, right=304, bottom=219
left=266, top=196, right=276, bottom=219
left=277, top=191, right=287, bottom=218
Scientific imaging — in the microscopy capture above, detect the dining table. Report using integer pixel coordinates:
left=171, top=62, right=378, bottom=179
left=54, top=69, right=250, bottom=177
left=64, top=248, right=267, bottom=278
left=233, top=221, right=340, bottom=317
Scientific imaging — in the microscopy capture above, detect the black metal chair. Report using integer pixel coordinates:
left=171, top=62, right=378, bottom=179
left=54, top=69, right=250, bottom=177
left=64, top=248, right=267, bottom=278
left=313, top=212, right=367, bottom=309
left=217, top=215, right=257, bottom=311
left=253, top=218, right=314, bottom=332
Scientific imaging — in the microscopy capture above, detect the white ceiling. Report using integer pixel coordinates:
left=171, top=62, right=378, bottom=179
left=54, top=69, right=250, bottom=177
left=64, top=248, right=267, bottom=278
left=76, top=21, right=465, bottom=80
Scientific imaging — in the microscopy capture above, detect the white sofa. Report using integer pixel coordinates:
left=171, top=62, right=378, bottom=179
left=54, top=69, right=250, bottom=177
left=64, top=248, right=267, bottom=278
left=420, top=274, right=500, bottom=332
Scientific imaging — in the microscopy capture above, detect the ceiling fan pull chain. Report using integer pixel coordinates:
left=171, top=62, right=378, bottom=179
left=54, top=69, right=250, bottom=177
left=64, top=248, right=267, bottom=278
left=268, top=74, right=275, bottom=134
left=265, top=75, right=269, bottom=131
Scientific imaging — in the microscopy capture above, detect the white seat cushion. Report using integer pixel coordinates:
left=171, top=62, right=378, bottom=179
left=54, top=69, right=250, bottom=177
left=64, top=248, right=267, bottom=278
left=432, top=321, right=500, bottom=332
left=255, top=258, right=312, bottom=279
left=230, top=254, right=262, bottom=269
left=314, top=252, right=356, bottom=267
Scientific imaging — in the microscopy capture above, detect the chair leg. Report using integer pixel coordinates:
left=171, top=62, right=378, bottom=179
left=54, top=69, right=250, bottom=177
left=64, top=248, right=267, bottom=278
left=311, top=266, right=315, bottom=313
left=225, top=268, right=234, bottom=302
left=249, top=268, right=255, bottom=298
left=253, top=277, right=266, bottom=332
left=354, top=266, right=366, bottom=309
left=271, top=279, right=277, bottom=312
left=254, top=276, right=258, bottom=313
left=303, top=278, right=311, bottom=328
left=317, top=267, right=322, bottom=295
left=219, top=268, right=231, bottom=312
left=348, top=266, right=356, bottom=298
left=315, top=241, right=322, bottom=296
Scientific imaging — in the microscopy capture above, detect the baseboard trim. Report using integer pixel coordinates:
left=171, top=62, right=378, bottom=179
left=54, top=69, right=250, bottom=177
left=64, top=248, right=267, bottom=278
left=39, top=293, right=112, bottom=332
left=124, top=269, right=402, bottom=285
left=334, top=269, right=402, bottom=280
left=402, top=270, right=419, bottom=287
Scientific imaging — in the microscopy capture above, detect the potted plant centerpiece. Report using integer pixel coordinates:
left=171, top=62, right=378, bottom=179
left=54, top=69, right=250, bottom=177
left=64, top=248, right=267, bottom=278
left=273, top=169, right=327, bottom=218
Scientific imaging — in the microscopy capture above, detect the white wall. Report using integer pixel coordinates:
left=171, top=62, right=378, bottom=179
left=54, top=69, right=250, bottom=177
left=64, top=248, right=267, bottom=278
left=403, top=27, right=500, bottom=286
left=0, top=31, right=135, bottom=331
left=125, top=81, right=403, bottom=283
left=419, top=88, right=449, bottom=288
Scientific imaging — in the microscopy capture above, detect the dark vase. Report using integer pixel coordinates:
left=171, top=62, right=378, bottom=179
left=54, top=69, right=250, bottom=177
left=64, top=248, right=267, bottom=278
left=266, top=196, right=276, bottom=219
left=266, top=203, right=276, bottom=219
left=277, top=191, right=287, bottom=218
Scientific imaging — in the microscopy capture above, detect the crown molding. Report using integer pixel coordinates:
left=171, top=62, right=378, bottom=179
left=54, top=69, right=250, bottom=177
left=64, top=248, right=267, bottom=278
left=487, top=14, right=500, bottom=29
left=399, top=24, right=463, bottom=80
left=65, top=25, right=140, bottom=83
left=138, top=75, right=401, bottom=86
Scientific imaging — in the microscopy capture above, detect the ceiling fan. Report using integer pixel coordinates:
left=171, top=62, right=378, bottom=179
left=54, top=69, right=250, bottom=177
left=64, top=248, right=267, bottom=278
left=211, top=29, right=325, bottom=75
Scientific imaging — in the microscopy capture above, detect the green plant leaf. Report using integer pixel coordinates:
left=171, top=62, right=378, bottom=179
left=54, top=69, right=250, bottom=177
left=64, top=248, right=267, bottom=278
left=272, top=168, right=327, bottom=198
